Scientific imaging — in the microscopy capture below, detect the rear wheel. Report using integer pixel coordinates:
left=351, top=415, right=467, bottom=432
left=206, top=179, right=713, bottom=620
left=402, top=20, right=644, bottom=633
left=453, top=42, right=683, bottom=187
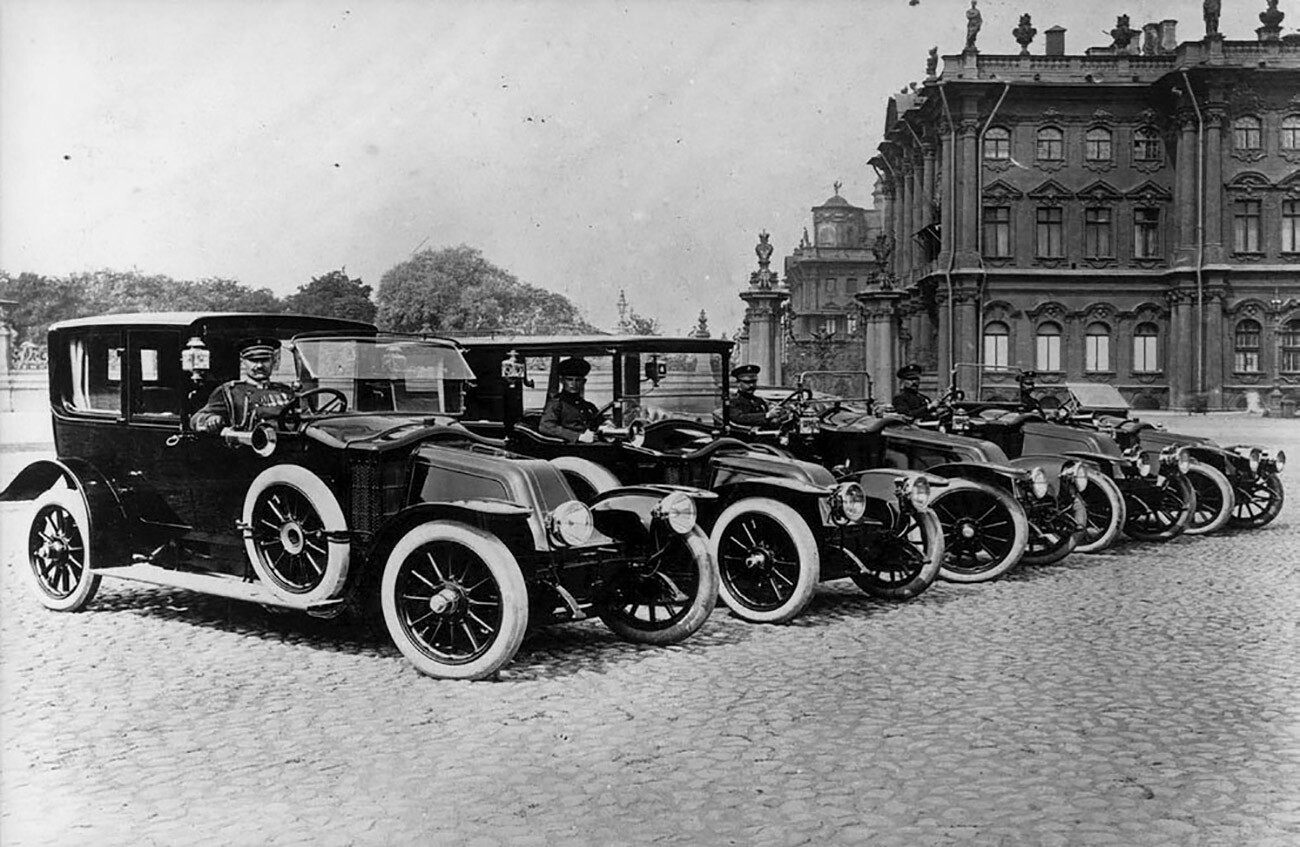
left=380, top=522, right=528, bottom=680
left=1123, top=474, right=1195, bottom=542
left=710, top=497, right=819, bottom=623
left=1074, top=470, right=1126, bottom=554
left=26, top=489, right=101, bottom=612
left=1184, top=462, right=1234, bottom=536
left=1229, top=473, right=1284, bottom=530
left=930, top=481, right=1029, bottom=583
left=598, top=526, right=717, bottom=644
left=850, top=509, right=943, bottom=601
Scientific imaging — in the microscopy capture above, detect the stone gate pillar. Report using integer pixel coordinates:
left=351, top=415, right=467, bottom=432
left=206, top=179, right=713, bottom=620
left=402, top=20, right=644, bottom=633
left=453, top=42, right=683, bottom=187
left=738, top=231, right=790, bottom=384
left=856, top=288, right=903, bottom=406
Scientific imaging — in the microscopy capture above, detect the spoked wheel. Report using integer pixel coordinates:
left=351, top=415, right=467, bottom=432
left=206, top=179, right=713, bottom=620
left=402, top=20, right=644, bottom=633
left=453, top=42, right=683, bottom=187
left=598, top=526, right=717, bottom=644
left=710, top=497, right=819, bottom=623
left=380, top=522, right=528, bottom=680
left=850, top=509, right=943, bottom=601
left=1229, top=473, right=1284, bottom=530
left=930, top=481, right=1029, bottom=583
left=243, top=465, right=350, bottom=604
left=1021, top=494, right=1086, bottom=566
left=1123, top=474, right=1195, bottom=542
left=26, top=489, right=101, bottom=611
left=1075, top=470, right=1126, bottom=554
left=1184, top=462, right=1234, bottom=536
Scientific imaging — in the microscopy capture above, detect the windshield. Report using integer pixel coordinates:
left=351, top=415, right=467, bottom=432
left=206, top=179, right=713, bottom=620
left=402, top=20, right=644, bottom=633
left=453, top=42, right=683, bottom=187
left=292, top=335, right=476, bottom=415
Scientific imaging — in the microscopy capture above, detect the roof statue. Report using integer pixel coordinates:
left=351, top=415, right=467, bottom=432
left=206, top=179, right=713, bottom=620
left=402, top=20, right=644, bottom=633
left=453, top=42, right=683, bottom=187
left=965, top=0, right=982, bottom=51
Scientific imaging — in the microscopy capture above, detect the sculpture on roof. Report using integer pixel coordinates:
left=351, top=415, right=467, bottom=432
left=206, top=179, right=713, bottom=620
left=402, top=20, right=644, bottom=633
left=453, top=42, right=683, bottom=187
left=755, top=231, right=774, bottom=269
left=1013, top=14, right=1037, bottom=55
left=926, top=46, right=938, bottom=77
left=1203, top=0, right=1221, bottom=36
left=965, top=0, right=982, bottom=51
left=1111, top=15, right=1137, bottom=51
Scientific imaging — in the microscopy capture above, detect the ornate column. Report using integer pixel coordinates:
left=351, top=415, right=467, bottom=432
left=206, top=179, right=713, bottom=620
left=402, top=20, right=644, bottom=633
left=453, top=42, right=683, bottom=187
left=911, top=151, right=926, bottom=274
left=958, top=116, right=981, bottom=265
left=738, top=232, right=790, bottom=385
left=1165, top=289, right=1193, bottom=407
left=1174, top=111, right=1197, bottom=265
left=953, top=280, right=980, bottom=392
left=855, top=289, right=903, bottom=406
left=1204, top=106, right=1226, bottom=263
left=1204, top=285, right=1226, bottom=407
left=898, top=159, right=914, bottom=283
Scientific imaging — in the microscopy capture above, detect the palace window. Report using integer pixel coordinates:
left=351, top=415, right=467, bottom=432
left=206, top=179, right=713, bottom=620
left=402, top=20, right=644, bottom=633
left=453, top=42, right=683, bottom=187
left=1036, top=206, right=1064, bottom=258
left=1283, top=200, right=1299, bottom=253
left=985, top=127, right=1010, bottom=160
left=1084, top=207, right=1113, bottom=258
left=1085, top=322, right=1111, bottom=373
left=1234, top=199, right=1262, bottom=253
left=983, top=206, right=1011, bottom=257
left=1283, top=116, right=1300, bottom=150
left=1233, top=116, right=1262, bottom=150
left=1234, top=319, right=1261, bottom=373
left=1133, top=322, right=1159, bottom=373
left=1036, top=127, right=1064, bottom=161
left=1134, top=208, right=1161, bottom=258
left=1133, top=127, right=1162, bottom=163
left=984, top=321, right=1010, bottom=369
left=1085, top=127, right=1112, bottom=162
left=1036, top=322, right=1062, bottom=372
left=1282, top=320, right=1300, bottom=373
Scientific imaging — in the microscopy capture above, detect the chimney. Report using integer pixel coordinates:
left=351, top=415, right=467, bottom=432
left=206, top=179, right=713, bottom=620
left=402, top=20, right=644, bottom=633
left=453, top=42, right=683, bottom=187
left=1045, top=26, right=1067, bottom=56
left=1159, top=19, right=1177, bottom=53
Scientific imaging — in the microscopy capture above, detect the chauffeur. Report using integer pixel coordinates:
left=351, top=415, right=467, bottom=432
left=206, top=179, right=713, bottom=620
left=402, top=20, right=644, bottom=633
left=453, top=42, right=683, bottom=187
left=190, top=337, right=295, bottom=434
left=540, top=357, right=605, bottom=443
left=891, top=363, right=933, bottom=418
left=730, top=364, right=791, bottom=427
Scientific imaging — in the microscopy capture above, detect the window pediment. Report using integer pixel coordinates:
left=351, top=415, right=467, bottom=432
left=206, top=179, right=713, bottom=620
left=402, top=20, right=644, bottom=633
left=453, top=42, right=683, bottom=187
left=1028, top=179, right=1072, bottom=203
left=1124, top=181, right=1172, bottom=203
left=982, top=179, right=1024, bottom=202
left=1077, top=180, right=1122, bottom=202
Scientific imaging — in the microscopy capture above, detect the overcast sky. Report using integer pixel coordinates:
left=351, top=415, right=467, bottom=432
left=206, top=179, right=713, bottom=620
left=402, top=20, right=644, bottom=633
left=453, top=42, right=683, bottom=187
left=1, top=0, right=1227, bottom=335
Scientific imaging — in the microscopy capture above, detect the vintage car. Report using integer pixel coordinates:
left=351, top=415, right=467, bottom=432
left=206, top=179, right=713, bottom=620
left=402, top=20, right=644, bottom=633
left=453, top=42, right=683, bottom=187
left=3, top=313, right=721, bottom=680
left=748, top=374, right=1090, bottom=581
left=452, top=336, right=945, bottom=625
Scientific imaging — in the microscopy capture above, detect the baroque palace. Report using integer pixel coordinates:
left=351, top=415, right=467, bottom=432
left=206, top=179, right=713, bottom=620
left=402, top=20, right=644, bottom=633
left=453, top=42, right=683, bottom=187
left=737, top=2, right=1300, bottom=413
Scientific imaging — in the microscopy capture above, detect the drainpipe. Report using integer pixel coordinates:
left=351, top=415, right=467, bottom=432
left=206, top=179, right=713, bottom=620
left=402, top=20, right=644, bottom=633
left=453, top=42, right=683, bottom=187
left=938, top=84, right=957, bottom=377
left=1181, top=71, right=1205, bottom=398
left=976, top=83, right=1011, bottom=377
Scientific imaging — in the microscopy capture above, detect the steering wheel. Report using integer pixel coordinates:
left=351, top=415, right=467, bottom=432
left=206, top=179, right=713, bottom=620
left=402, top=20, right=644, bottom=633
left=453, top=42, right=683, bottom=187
left=277, top=387, right=348, bottom=428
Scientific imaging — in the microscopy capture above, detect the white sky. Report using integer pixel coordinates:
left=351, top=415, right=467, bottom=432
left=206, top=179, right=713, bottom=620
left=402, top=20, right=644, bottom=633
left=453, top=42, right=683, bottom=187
left=1, top=0, right=1225, bottom=334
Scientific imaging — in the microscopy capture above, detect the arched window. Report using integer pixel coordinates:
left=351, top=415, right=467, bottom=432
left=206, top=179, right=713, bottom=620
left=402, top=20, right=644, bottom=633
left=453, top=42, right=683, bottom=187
left=1133, top=322, right=1159, bottom=373
left=985, top=127, right=1010, bottom=160
left=1234, top=319, right=1262, bottom=373
left=1036, top=127, right=1064, bottom=161
left=1233, top=116, right=1262, bottom=150
left=1036, top=322, right=1062, bottom=372
left=1282, top=320, right=1300, bottom=373
left=984, top=321, right=1010, bottom=369
left=1085, top=127, right=1112, bottom=162
left=1283, top=116, right=1300, bottom=151
left=1133, top=127, right=1162, bottom=162
left=1085, top=322, right=1111, bottom=373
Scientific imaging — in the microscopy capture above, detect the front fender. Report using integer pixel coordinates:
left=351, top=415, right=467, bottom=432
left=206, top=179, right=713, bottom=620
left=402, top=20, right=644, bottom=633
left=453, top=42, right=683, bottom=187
left=924, top=461, right=1026, bottom=492
left=1, top=457, right=130, bottom=569
left=368, top=500, right=542, bottom=568
left=588, top=485, right=715, bottom=541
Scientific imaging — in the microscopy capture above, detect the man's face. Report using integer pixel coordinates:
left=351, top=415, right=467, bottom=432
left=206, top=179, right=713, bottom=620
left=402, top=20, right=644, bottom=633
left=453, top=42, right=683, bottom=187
left=559, top=374, right=586, bottom=396
left=242, top=352, right=278, bottom=384
left=736, top=376, right=758, bottom=395
left=902, top=375, right=920, bottom=391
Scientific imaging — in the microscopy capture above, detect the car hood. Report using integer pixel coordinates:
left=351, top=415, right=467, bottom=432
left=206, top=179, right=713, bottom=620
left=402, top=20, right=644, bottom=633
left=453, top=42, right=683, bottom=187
left=304, top=414, right=498, bottom=453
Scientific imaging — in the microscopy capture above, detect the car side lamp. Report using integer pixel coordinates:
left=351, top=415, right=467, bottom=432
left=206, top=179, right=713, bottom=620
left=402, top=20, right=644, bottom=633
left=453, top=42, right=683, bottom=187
left=181, top=335, right=210, bottom=382
left=500, top=349, right=530, bottom=386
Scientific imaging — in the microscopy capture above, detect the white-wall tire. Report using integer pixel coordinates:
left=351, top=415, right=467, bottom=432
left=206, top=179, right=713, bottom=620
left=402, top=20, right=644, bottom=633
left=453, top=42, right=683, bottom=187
left=26, top=488, right=101, bottom=612
left=1184, top=462, right=1234, bottom=536
left=242, top=465, right=350, bottom=605
left=1075, top=469, right=1126, bottom=553
left=710, top=497, right=819, bottom=623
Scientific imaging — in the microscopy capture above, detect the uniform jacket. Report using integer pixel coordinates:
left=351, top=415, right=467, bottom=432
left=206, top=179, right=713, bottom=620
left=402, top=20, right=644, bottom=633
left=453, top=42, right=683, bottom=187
left=891, top=387, right=931, bottom=418
left=730, top=390, right=771, bottom=426
left=191, top=379, right=295, bottom=433
left=539, top=392, right=603, bottom=442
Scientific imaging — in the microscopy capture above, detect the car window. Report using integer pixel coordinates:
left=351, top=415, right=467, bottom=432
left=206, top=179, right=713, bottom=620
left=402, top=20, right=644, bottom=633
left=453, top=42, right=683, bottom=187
left=67, top=330, right=124, bottom=415
left=130, top=331, right=182, bottom=421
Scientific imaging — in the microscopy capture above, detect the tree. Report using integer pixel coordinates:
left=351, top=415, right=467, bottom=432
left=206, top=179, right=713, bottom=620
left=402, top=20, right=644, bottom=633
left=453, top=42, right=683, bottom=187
left=0, top=271, right=89, bottom=345
left=375, top=245, right=595, bottom=334
left=284, top=269, right=376, bottom=323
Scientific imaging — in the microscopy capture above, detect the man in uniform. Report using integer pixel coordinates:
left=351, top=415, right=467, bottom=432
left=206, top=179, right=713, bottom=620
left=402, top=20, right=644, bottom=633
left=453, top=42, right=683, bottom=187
left=891, top=363, right=932, bottom=418
left=1017, top=370, right=1043, bottom=414
left=190, top=337, right=295, bottom=433
left=540, top=357, right=605, bottom=443
left=729, top=364, right=790, bottom=427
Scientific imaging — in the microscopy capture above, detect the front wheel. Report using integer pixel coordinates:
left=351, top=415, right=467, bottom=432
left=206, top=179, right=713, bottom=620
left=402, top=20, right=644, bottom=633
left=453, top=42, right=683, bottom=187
left=1075, top=470, right=1126, bottom=554
left=850, top=509, right=943, bottom=601
left=930, top=481, right=1029, bottom=583
left=1229, top=473, right=1284, bottom=530
left=380, top=522, right=529, bottom=680
left=1021, top=494, right=1086, bottom=566
left=598, top=526, right=717, bottom=644
left=1184, top=462, right=1234, bottom=536
left=26, top=488, right=101, bottom=612
left=1123, top=474, right=1195, bottom=542
left=710, top=497, right=819, bottom=623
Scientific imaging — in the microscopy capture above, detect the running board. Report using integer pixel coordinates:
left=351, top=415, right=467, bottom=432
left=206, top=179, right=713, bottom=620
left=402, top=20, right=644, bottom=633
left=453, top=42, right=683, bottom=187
left=98, top=563, right=344, bottom=614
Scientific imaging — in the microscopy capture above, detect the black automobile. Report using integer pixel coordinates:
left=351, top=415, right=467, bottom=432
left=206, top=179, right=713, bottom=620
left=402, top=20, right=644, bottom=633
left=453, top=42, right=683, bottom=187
left=454, top=336, right=945, bottom=625
left=3, top=313, right=720, bottom=680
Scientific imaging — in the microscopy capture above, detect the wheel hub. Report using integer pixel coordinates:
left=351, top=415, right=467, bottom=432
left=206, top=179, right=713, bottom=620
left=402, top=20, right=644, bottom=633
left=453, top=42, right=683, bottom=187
left=428, top=586, right=462, bottom=615
left=744, top=548, right=772, bottom=570
left=958, top=521, right=978, bottom=540
left=279, top=521, right=306, bottom=555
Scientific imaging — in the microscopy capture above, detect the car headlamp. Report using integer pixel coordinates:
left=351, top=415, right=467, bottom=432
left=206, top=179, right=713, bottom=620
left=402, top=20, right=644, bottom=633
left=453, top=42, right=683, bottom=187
left=1062, top=461, right=1088, bottom=492
left=1134, top=451, right=1152, bottom=477
left=653, top=490, right=697, bottom=535
left=1029, top=466, right=1048, bottom=500
left=1248, top=447, right=1261, bottom=474
left=830, top=482, right=867, bottom=523
left=902, top=477, right=931, bottom=510
left=1273, top=450, right=1286, bottom=473
left=797, top=414, right=820, bottom=435
left=549, top=500, right=594, bottom=546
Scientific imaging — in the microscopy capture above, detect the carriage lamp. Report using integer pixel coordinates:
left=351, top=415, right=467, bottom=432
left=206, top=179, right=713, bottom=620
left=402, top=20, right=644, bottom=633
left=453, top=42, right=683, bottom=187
left=181, top=335, right=210, bottom=382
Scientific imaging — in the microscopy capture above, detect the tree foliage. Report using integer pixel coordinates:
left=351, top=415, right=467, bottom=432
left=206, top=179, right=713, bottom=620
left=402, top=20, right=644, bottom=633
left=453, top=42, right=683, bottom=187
left=284, top=269, right=377, bottom=323
left=375, top=245, right=594, bottom=334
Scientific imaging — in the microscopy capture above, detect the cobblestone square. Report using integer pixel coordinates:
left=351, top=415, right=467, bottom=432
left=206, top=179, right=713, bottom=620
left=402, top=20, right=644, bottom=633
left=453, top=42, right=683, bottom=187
left=2, top=413, right=1297, bottom=846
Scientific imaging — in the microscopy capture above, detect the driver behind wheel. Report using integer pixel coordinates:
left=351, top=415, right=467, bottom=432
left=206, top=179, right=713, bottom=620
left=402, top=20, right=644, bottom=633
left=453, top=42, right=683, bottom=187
left=730, top=364, right=791, bottom=427
left=190, top=337, right=295, bottom=433
left=540, top=357, right=605, bottom=443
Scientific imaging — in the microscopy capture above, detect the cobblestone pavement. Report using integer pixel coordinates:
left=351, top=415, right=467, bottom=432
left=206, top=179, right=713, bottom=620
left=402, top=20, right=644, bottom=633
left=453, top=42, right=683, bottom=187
left=2, top=415, right=1297, bottom=846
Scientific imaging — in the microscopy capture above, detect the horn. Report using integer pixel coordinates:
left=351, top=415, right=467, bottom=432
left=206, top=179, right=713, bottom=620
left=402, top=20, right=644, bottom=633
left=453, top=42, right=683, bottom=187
left=221, top=424, right=278, bottom=458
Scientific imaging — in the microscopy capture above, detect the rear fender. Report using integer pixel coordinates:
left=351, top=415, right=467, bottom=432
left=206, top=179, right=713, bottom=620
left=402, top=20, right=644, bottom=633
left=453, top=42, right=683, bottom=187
left=1, top=458, right=130, bottom=569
